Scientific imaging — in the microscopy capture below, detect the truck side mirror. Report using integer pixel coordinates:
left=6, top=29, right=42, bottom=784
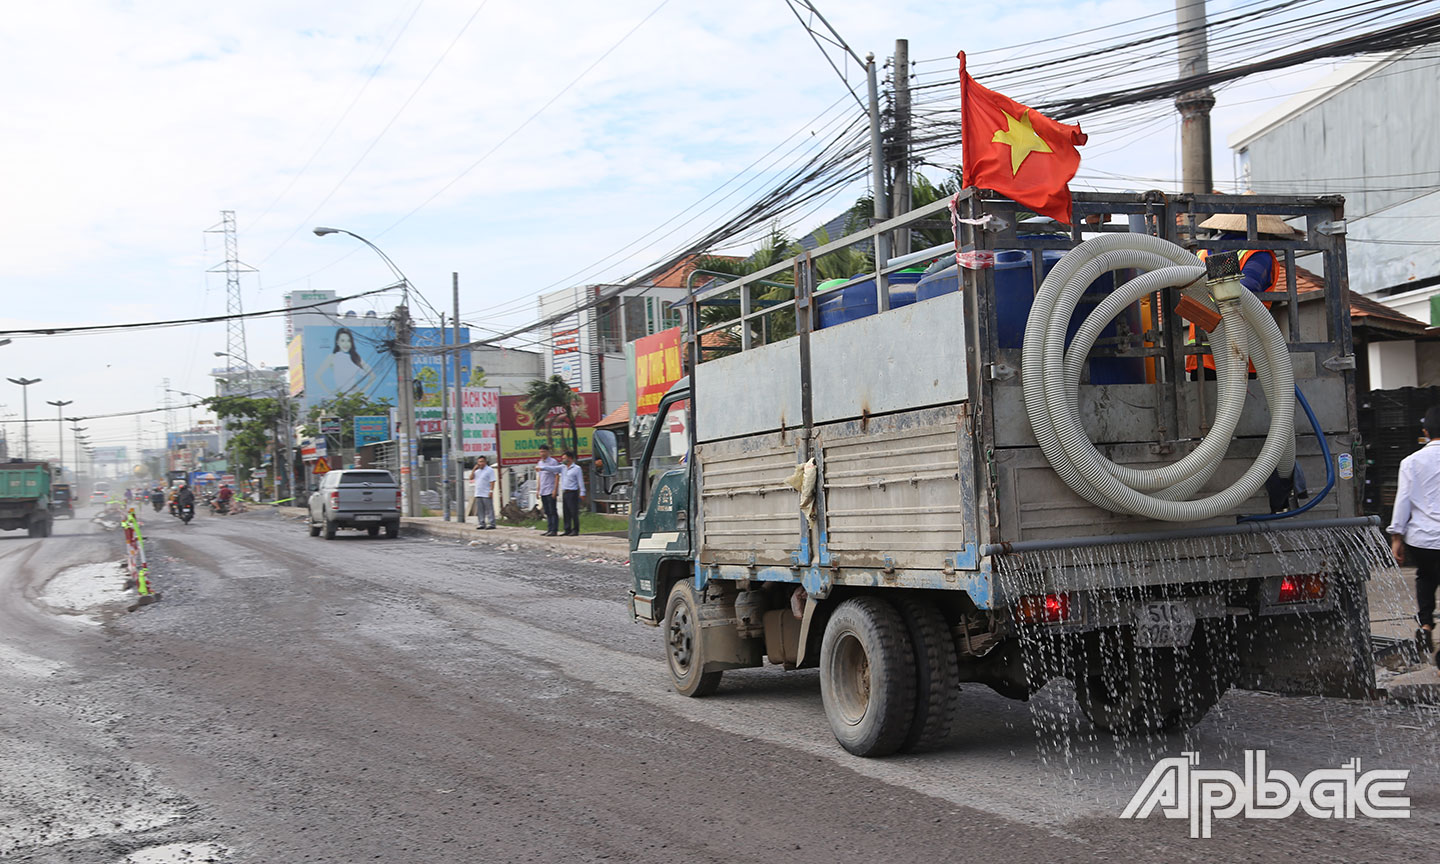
left=593, top=430, right=619, bottom=477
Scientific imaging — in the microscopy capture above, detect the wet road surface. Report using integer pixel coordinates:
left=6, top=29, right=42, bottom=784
left=2, top=506, right=1438, bottom=862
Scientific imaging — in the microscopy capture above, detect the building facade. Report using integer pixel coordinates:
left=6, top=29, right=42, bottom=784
left=1229, top=48, right=1440, bottom=308
left=538, top=259, right=692, bottom=414
left=1228, top=47, right=1440, bottom=389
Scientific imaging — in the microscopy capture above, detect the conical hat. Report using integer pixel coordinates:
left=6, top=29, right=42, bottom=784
left=1198, top=212, right=1303, bottom=238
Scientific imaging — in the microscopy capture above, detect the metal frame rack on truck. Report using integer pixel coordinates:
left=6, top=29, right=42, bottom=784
left=628, top=189, right=1385, bottom=757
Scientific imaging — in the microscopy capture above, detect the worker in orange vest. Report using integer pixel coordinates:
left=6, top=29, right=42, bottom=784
left=1185, top=213, right=1301, bottom=379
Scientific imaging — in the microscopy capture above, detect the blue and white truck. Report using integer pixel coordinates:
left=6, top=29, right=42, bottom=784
left=627, top=189, right=1384, bottom=756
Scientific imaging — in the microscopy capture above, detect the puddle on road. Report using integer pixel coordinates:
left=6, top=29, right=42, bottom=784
left=122, top=841, right=231, bottom=863
left=38, top=561, right=130, bottom=624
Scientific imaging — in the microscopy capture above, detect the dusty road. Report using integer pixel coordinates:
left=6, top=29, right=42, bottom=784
left=3, top=506, right=1438, bottom=862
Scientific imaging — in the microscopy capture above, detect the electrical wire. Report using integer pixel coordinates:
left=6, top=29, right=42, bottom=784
left=0, top=285, right=400, bottom=338
left=244, top=0, right=428, bottom=235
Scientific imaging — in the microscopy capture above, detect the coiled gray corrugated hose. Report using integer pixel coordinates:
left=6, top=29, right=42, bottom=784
left=1021, top=233, right=1295, bottom=522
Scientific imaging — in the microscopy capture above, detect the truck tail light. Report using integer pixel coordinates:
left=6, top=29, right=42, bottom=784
left=329, top=491, right=340, bottom=507
left=395, top=490, right=402, bottom=508
left=1015, top=592, right=1073, bottom=625
left=1277, top=574, right=1326, bottom=604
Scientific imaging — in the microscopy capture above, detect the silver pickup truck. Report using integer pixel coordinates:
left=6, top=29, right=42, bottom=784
left=308, top=469, right=402, bottom=539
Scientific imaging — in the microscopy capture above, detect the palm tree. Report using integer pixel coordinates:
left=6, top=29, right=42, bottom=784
left=693, top=228, right=799, bottom=353
left=524, top=376, right=584, bottom=454
left=847, top=169, right=965, bottom=252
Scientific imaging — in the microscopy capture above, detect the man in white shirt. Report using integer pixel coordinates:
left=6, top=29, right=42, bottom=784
left=472, top=455, right=497, bottom=529
left=1388, top=406, right=1440, bottom=663
left=534, top=444, right=563, bottom=536
left=559, top=450, right=586, bottom=536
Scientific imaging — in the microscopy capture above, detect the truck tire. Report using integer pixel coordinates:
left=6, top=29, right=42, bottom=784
left=895, top=596, right=960, bottom=753
left=1075, top=626, right=1230, bottom=735
left=27, top=519, right=41, bottom=538
left=385, top=523, right=399, bottom=539
left=323, top=517, right=337, bottom=540
left=309, top=519, right=321, bottom=537
left=367, top=526, right=380, bottom=537
left=663, top=580, right=722, bottom=697
left=819, top=596, right=916, bottom=757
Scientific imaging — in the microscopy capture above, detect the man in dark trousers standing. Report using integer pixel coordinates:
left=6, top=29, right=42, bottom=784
left=1389, top=405, right=1440, bottom=666
left=559, top=450, right=585, bottom=536
left=534, top=444, right=562, bottom=536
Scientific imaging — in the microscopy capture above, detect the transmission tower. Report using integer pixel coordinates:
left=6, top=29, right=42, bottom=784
left=206, top=211, right=257, bottom=388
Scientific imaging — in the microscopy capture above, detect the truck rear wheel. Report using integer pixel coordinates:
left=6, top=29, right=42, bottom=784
left=323, top=518, right=337, bottom=540
left=820, top=596, right=916, bottom=757
left=664, top=580, right=722, bottom=697
left=895, top=596, right=960, bottom=753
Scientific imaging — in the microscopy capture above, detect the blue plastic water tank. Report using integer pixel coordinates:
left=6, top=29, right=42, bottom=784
left=816, top=269, right=926, bottom=329
left=913, top=248, right=1145, bottom=384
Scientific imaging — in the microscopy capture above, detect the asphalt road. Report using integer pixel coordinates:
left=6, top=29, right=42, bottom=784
left=3, top=505, right=1438, bottom=863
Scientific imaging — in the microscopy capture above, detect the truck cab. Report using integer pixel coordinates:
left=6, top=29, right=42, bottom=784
left=628, top=381, right=691, bottom=624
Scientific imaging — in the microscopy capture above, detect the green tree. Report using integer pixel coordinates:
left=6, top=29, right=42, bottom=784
left=300, top=392, right=394, bottom=449
left=693, top=227, right=798, bottom=354
left=847, top=169, right=965, bottom=251
left=203, top=394, right=292, bottom=485
left=523, top=376, right=583, bottom=454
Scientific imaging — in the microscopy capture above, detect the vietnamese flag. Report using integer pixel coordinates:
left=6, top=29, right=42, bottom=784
left=959, top=52, right=1087, bottom=224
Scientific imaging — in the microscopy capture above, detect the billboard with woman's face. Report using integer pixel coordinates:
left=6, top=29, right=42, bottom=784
left=302, top=325, right=397, bottom=407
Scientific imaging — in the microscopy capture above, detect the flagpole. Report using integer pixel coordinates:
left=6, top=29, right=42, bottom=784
left=865, top=52, right=891, bottom=311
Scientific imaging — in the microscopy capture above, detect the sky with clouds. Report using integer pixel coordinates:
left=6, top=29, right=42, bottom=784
left=0, top=0, right=1384, bottom=466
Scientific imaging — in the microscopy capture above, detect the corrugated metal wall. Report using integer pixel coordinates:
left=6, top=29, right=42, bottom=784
left=1240, top=48, right=1440, bottom=296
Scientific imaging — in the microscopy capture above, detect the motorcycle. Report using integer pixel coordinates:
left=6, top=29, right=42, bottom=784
left=179, top=502, right=195, bottom=525
left=151, top=494, right=165, bottom=513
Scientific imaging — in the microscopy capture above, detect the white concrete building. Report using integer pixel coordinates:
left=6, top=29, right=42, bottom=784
left=537, top=258, right=692, bottom=413
left=1229, top=47, right=1440, bottom=389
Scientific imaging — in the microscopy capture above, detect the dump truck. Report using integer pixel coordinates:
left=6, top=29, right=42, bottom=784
left=627, top=190, right=1384, bottom=756
left=0, top=460, right=56, bottom=537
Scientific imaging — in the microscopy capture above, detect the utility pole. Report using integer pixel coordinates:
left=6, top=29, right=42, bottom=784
left=866, top=52, right=892, bottom=311
left=453, top=273, right=466, bottom=524
left=46, top=400, right=72, bottom=471
left=441, top=313, right=451, bottom=521
left=890, top=38, right=912, bottom=256
left=69, top=423, right=85, bottom=482
left=393, top=302, right=419, bottom=517
left=7, top=377, right=40, bottom=461
left=1175, top=0, right=1215, bottom=196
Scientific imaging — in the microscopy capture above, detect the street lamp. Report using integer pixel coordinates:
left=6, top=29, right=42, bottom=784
left=6, top=377, right=41, bottom=461
left=67, top=421, right=85, bottom=481
left=166, top=388, right=200, bottom=433
left=312, top=227, right=410, bottom=301
left=46, top=399, right=72, bottom=471
left=313, top=225, right=419, bottom=516
left=215, top=352, right=293, bottom=501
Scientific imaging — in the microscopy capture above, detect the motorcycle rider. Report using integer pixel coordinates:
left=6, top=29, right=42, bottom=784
left=175, top=482, right=195, bottom=518
left=215, top=483, right=233, bottom=514
left=149, top=486, right=165, bottom=512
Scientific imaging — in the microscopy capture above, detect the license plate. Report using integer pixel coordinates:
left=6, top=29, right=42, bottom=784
left=355, top=514, right=382, bottom=522
left=1133, top=601, right=1196, bottom=648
